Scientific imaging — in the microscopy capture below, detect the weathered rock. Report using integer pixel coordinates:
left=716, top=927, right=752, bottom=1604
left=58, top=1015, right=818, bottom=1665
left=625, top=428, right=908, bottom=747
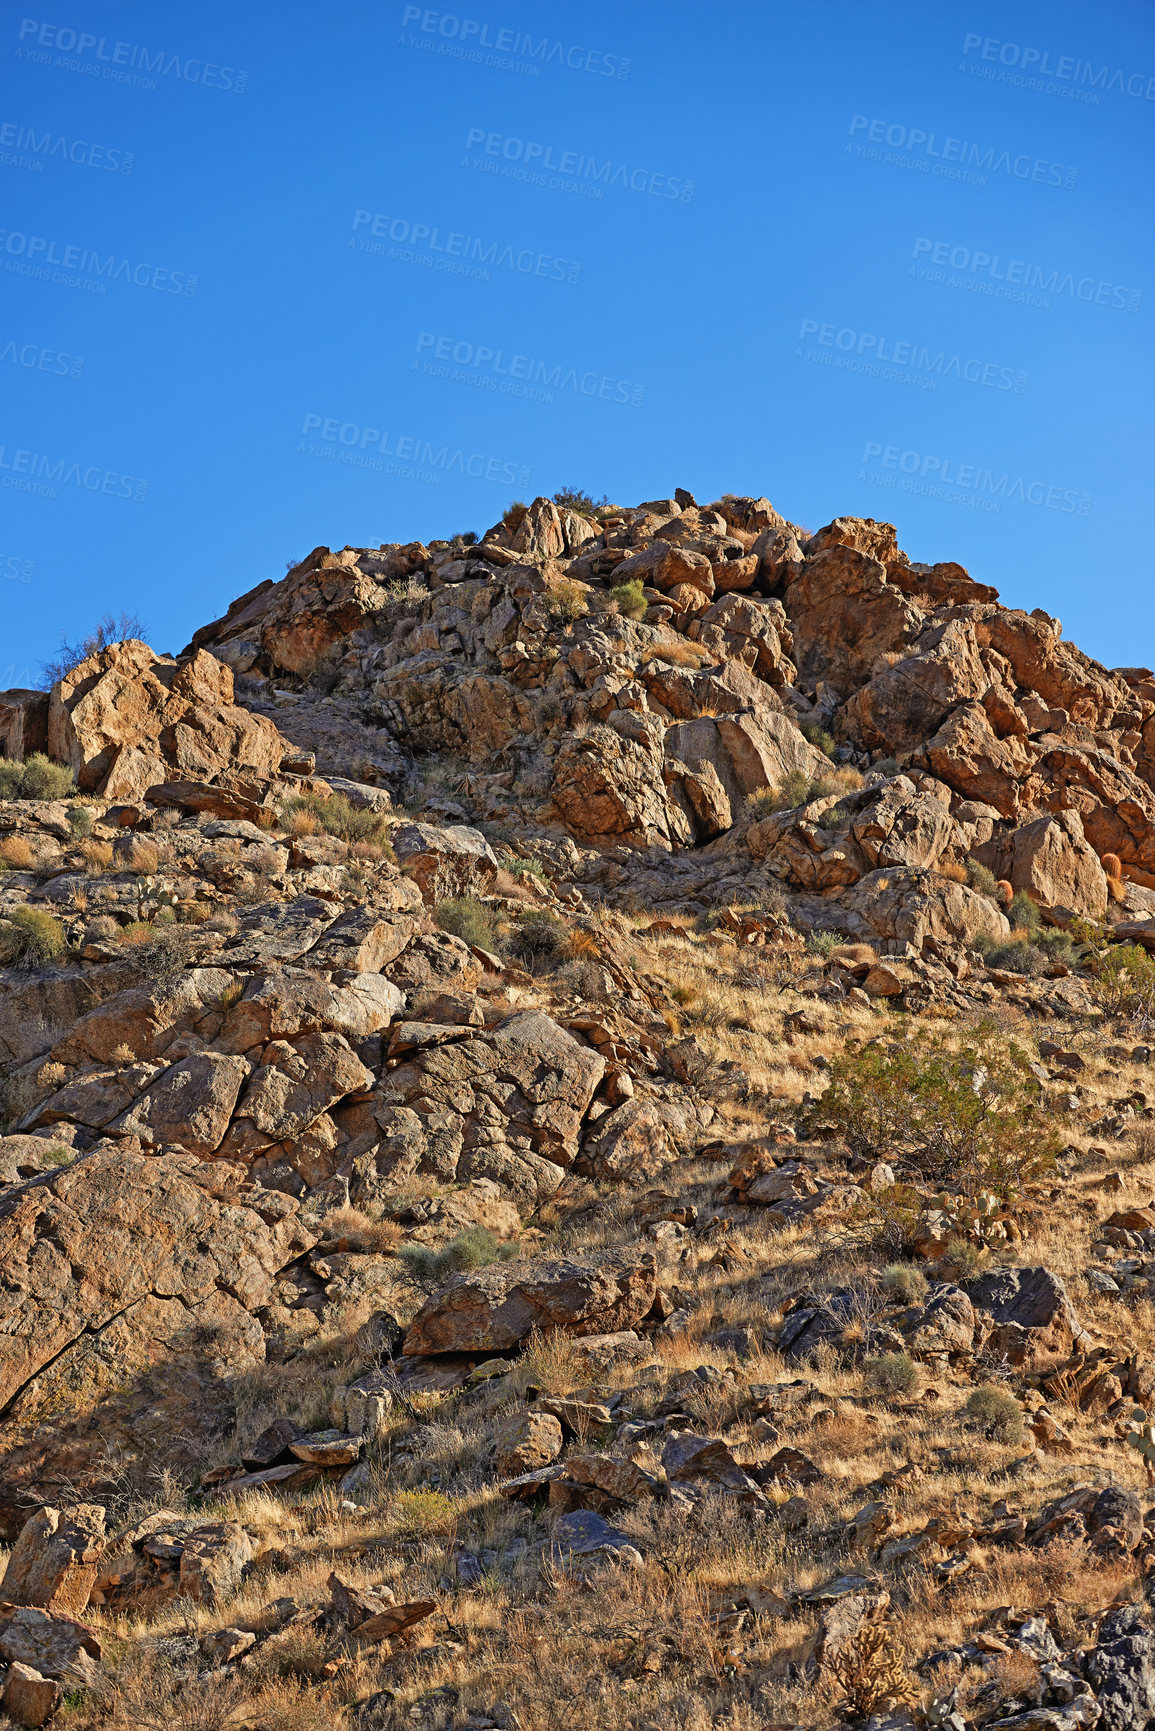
left=0, top=1604, right=101, bottom=1685
left=905, top=1285, right=975, bottom=1356
left=1, top=1661, right=61, bottom=1727
left=495, top=1409, right=564, bottom=1476
left=46, top=640, right=297, bottom=799
left=178, top=1522, right=254, bottom=1605
left=392, top=822, right=499, bottom=903
left=1085, top=1603, right=1155, bottom=1731
left=0, top=1505, right=106, bottom=1616
left=1004, top=809, right=1109, bottom=921
left=403, top=1251, right=657, bottom=1356
left=965, top=1267, right=1088, bottom=1372
left=109, top=1051, right=249, bottom=1155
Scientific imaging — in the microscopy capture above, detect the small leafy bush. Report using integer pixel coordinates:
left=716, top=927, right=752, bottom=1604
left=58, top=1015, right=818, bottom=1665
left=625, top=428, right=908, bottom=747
left=553, top=486, right=611, bottom=517
left=981, top=938, right=1047, bottom=976
left=1094, top=942, right=1155, bottom=1019
left=497, top=850, right=550, bottom=883
left=542, top=580, right=589, bottom=627
left=607, top=578, right=647, bottom=620
left=0, top=754, right=76, bottom=801
left=1009, top=890, right=1041, bottom=933
left=865, top=1352, right=918, bottom=1396
left=0, top=906, right=66, bottom=968
left=799, top=717, right=837, bottom=758
left=881, top=1263, right=928, bottom=1305
left=963, top=1383, right=1024, bottom=1444
left=279, top=791, right=391, bottom=847
left=821, top=1023, right=1060, bottom=1199
left=66, top=804, right=93, bottom=838
left=435, top=896, right=497, bottom=951
left=805, top=930, right=841, bottom=958
left=399, top=1225, right=519, bottom=1281
left=965, top=857, right=1000, bottom=899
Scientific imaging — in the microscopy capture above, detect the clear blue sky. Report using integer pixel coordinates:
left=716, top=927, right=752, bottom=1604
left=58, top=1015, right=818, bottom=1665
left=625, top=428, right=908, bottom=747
left=2, top=0, right=1152, bottom=687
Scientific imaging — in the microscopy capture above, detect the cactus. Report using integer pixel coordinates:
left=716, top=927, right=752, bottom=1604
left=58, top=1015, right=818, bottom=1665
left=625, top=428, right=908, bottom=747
left=996, top=879, right=1013, bottom=908
left=1101, top=853, right=1126, bottom=902
left=1125, top=1406, right=1155, bottom=1483
left=135, top=875, right=176, bottom=924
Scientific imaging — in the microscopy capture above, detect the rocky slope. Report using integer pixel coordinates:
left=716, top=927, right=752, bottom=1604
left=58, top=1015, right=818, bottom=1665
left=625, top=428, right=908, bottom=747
left=0, top=491, right=1154, bottom=1730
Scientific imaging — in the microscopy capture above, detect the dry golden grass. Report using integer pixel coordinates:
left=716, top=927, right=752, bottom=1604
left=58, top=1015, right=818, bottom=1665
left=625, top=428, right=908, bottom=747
left=0, top=834, right=34, bottom=868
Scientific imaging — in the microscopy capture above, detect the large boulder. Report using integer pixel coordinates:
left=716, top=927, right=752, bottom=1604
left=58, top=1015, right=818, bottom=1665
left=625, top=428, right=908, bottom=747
left=1085, top=1604, right=1155, bottom=1731
left=403, top=1251, right=657, bottom=1355
left=1002, top=809, right=1109, bottom=921
left=965, top=1266, right=1087, bottom=1372
left=392, top=822, right=499, bottom=903
left=45, top=641, right=299, bottom=800
left=0, top=1505, right=106, bottom=1617
left=365, top=1011, right=605, bottom=1211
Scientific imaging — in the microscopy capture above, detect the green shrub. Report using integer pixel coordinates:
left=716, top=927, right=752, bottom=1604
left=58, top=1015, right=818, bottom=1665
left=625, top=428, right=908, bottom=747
left=435, top=897, right=497, bottom=951
left=805, top=930, right=841, bottom=958
left=399, top=1225, right=519, bottom=1281
left=965, top=858, right=1000, bottom=899
left=0, top=755, right=76, bottom=801
left=820, top=1023, right=1060, bottom=1199
left=497, top=851, right=550, bottom=883
left=880, top=1264, right=928, bottom=1305
left=981, top=938, right=1046, bottom=976
left=744, top=787, right=779, bottom=819
left=1094, top=942, right=1155, bottom=1018
left=0, top=905, right=66, bottom=968
left=543, top=580, right=589, bottom=627
left=871, top=757, right=899, bottom=778
left=865, top=1353, right=918, bottom=1396
left=607, top=578, right=646, bottom=620
left=963, top=1384, right=1024, bottom=1445
left=449, top=530, right=478, bottom=548
left=800, top=717, right=837, bottom=759
left=66, top=804, right=93, bottom=838
left=1009, top=890, right=1041, bottom=933
left=279, top=791, right=391, bottom=847
left=552, top=487, right=611, bottom=517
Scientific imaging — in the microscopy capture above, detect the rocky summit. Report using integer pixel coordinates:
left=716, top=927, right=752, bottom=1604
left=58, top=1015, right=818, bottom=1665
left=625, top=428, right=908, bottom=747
left=2, top=489, right=1155, bottom=1730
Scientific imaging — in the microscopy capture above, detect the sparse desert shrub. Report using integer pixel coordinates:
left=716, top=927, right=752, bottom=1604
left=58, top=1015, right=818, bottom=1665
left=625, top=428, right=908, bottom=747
left=799, top=717, right=837, bottom=758
left=880, top=1263, right=928, bottom=1305
left=109, top=1042, right=138, bottom=1069
left=399, top=1225, right=518, bottom=1281
left=383, top=574, right=431, bottom=608
left=66, top=803, right=93, bottom=838
left=450, top=529, right=478, bottom=548
left=278, top=791, right=390, bottom=847
left=1009, top=889, right=1041, bottom=932
left=0, top=905, right=66, bottom=967
left=980, top=937, right=1047, bottom=976
left=509, top=908, right=567, bottom=967
left=963, top=1383, right=1024, bottom=1444
left=552, top=486, right=611, bottom=517
left=0, top=835, right=34, bottom=869
left=805, top=930, right=841, bottom=958
left=503, top=499, right=529, bottom=530
left=497, top=850, right=550, bottom=884
left=865, top=1352, right=918, bottom=1395
left=1094, top=942, right=1155, bottom=1020
left=20, top=753, right=76, bottom=800
left=542, top=580, right=589, bottom=627
left=821, top=1023, right=1060, bottom=1199
left=435, top=896, right=497, bottom=951
left=0, top=754, right=76, bottom=801
left=116, top=923, right=193, bottom=987
left=744, top=786, right=779, bottom=819
left=937, top=859, right=968, bottom=884
left=42, top=610, right=146, bottom=686
left=966, top=857, right=1001, bottom=899
left=318, top=1206, right=401, bottom=1254
left=606, top=577, right=647, bottom=620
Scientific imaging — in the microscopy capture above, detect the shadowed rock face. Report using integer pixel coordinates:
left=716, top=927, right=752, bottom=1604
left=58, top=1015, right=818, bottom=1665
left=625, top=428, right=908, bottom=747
left=402, top=1251, right=658, bottom=1355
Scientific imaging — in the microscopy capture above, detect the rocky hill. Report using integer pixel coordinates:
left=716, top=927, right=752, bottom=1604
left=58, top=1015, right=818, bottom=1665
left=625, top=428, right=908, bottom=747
left=1, top=490, right=1155, bottom=1730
